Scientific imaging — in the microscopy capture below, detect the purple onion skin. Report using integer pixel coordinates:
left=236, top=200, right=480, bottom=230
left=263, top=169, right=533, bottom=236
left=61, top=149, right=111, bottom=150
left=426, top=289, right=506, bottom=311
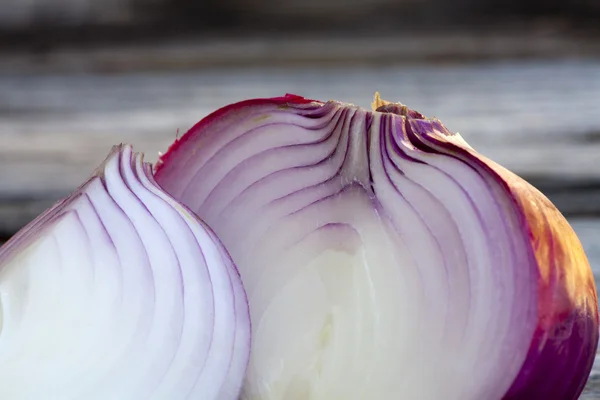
left=155, top=94, right=599, bottom=400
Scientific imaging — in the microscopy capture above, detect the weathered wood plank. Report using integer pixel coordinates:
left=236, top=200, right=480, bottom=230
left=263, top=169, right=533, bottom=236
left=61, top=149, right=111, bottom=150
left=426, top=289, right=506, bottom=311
left=3, top=33, right=600, bottom=74
left=2, top=60, right=600, bottom=233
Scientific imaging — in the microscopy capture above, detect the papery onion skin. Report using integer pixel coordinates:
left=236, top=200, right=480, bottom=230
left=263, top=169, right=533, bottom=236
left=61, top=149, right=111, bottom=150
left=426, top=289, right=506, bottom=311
left=0, top=145, right=250, bottom=399
left=154, top=94, right=599, bottom=400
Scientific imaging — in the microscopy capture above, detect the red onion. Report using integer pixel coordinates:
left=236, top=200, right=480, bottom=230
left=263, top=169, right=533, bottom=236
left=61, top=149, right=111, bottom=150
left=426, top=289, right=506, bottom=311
left=154, top=94, right=599, bottom=400
left=0, top=145, right=250, bottom=399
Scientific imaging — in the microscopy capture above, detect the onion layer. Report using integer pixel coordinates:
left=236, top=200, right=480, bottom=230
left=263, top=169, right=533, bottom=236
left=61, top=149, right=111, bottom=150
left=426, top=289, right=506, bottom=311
left=155, top=94, right=599, bottom=400
left=0, top=145, right=250, bottom=399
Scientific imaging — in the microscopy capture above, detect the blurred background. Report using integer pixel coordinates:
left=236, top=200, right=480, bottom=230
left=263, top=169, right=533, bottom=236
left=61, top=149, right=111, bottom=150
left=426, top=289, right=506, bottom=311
left=1, top=0, right=600, bottom=396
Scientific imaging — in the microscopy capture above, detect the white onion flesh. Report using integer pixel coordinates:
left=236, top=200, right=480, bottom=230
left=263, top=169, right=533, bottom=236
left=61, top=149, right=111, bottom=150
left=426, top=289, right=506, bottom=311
left=0, top=145, right=250, bottom=399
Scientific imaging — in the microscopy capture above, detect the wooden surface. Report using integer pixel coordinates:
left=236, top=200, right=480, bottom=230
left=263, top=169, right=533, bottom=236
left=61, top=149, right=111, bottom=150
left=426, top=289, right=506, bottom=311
left=2, top=59, right=600, bottom=235
left=3, top=33, right=600, bottom=74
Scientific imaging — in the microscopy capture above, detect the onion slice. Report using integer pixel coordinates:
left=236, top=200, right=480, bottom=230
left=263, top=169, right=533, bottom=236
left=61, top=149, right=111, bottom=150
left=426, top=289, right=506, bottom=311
left=0, top=145, right=250, bottom=399
left=155, top=94, right=599, bottom=400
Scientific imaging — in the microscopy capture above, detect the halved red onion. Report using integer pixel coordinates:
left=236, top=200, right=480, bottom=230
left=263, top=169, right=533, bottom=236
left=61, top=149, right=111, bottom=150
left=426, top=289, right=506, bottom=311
left=155, top=94, right=599, bottom=400
left=0, top=145, right=250, bottom=399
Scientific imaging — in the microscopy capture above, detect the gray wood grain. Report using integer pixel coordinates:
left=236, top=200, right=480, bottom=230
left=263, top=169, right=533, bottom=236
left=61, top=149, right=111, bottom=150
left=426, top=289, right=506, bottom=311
left=3, top=33, right=600, bottom=74
left=2, top=60, right=600, bottom=233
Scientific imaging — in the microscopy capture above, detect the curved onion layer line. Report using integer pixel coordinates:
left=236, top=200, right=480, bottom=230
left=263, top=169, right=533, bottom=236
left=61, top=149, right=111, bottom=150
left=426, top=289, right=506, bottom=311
left=410, top=118, right=599, bottom=399
left=384, top=112, right=534, bottom=396
left=0, top=145, right=250, bottom=399
left=211, top=107, right=347, bottom=220
left=379, top=115, right=456, bottom=340
left=402, top=119, right=532, bottom=357
left=370, top=111, right=527, bottom=398
left=139, top=155, right=251, bottom=398
left=155, top=94, right=598, bottom=400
